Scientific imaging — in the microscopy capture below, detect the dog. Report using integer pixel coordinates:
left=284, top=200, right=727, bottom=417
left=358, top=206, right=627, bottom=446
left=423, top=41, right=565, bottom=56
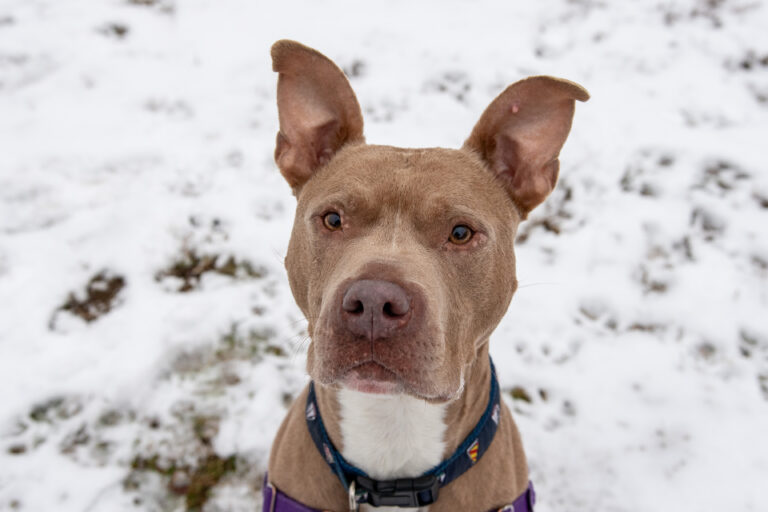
left=264, top=40, right=588, bottom=512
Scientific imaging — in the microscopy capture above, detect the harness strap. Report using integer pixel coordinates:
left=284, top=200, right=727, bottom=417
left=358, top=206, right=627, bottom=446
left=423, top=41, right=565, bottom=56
left=262, top=475, right=536, bottom=512
left=262, top=478, right=325, bottom=512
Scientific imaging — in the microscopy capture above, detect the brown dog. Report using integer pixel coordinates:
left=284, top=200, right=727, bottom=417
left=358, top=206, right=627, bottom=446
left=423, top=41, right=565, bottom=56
left=265, top=40, right=588, bottom=512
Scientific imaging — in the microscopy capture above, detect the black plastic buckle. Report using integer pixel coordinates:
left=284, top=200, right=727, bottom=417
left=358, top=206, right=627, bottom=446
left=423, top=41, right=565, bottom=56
left=355, top=474, right=440, bottom=507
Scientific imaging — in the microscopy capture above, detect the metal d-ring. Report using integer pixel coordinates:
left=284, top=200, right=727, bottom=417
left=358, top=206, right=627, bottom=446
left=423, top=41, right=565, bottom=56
left=348, top=480, right=358, bottom=512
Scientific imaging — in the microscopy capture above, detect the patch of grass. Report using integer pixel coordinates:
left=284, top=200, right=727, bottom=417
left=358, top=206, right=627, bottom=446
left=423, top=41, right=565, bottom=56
left=672, top=236, right=695, bottom=262
left=215, top=324, right=284, bottom=361
left=620, top=150, right=678, bottom=198
left=508, top=386, right=532, bottom=403
left=54, top=271, right=125, bottom=325
left=169, top=324, right=286, bottom=391
left=126, top=0, right=175, bottom=14
left=29, top=396, right=82, bottom=423
left=192, top=416, right=218, bottom=446
left=731, top=50, right=768, bottom=71
left=697, top=160, right=750, bottom=194
left=628, top=322, right=665, bottom=333
left=738, top=329, right=759, bottom=358
left=637, top=265, right=669, bottom=294
left=129, top=453, right=237, bottom=511
left=753, top=192, right=768, bottom=209
left=516, top=185, right=573, bottom=244
left=98, top=23, right=130, bottom=39
left=156, top=249, right=265, bottom=292
left=97, top=408, right=135, bottom=428
left=738, top=330, right=768, bottom=400
left=689, top=207, right=725, bottom=241
left=59, top=424, right=89, bottom=454
left=662, top=0, right=729, bottom=28
left=7, top=444, right=26, bottom=455
left=131, top=454, right=174, bottom=475
left=342, top=59, right=366, bottom=78
left=579, top=306, right=600, bottom=321
left=184, top=455, right=237, bottom=510
left=759, top=374, right=768, bottom=401
left=696, top=341, right=717, bottom=360
left=426, top=71, right=472, bottom=103
left=752, top=254, right=768, bottom=271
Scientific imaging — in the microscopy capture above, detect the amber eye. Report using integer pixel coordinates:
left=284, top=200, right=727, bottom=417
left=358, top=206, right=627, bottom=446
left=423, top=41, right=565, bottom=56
left=449, top=225, right=473, bottom=244
left=323, top=212, right=342, bottom=231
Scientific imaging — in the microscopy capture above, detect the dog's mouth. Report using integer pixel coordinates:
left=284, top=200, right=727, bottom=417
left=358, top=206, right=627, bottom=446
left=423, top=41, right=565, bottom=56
left=339, top=361, right=404, bottom=395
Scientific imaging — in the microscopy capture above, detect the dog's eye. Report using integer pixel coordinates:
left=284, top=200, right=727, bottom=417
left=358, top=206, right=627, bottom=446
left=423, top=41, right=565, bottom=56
left=449, top=225, right=473, bottom=244
left=323, top=212, right=342, bottom=231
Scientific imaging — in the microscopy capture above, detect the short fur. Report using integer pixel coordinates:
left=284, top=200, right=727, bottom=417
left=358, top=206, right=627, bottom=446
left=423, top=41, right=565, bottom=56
left=266, top=40, right=588, bottom=511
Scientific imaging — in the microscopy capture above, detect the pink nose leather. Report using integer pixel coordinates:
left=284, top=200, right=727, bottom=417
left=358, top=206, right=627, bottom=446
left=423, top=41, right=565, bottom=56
left=341, top=279, right=412, bottom=340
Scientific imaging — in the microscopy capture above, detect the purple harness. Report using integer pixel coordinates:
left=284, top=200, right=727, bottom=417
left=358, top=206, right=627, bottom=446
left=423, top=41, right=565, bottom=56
left=263, top=477, right=535, bottom=511
left=264, top=358, right=536, bottom=511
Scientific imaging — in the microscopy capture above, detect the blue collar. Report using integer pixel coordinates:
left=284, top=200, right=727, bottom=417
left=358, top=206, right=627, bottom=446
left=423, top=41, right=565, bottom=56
left=304, top=358, right=502, bottom=508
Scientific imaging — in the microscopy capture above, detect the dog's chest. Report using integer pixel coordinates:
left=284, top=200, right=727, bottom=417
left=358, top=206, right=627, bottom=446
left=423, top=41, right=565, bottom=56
left=337, top=389, right=448, bottom=512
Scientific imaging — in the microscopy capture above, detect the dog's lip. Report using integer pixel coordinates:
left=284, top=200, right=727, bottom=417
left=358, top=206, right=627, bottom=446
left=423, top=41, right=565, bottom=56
left=339, top=361, right=403, bottom=394
left=350, top=360, right=398, bottom=380
left=336, top=361, right=454, bottom=402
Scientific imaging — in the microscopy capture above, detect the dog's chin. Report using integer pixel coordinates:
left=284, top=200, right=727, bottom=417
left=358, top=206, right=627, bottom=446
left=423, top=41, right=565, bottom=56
left=339, top=362, right=405, bottom=395
left=332, top=362, right=459, bottom=403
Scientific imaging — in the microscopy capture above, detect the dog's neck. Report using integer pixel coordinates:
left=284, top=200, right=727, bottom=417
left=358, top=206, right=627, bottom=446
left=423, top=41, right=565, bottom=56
left=314, top=345, right=492, bottom=511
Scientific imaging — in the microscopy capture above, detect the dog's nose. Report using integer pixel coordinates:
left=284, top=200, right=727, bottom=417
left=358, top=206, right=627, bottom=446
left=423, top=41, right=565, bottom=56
left=341, top=279, right=411, bottom=340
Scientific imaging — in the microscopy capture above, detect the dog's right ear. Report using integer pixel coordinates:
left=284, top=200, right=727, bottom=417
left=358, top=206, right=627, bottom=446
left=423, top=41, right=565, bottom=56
left=271, top=40, right=365, bottom=192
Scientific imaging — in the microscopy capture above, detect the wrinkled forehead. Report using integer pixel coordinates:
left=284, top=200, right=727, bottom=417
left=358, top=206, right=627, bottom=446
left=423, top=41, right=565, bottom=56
left=299, top=144, right=519, bottom=222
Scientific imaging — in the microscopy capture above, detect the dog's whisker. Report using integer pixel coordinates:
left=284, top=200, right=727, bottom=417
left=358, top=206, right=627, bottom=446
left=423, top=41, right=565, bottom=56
left=516, top=281, right=563, bottom=290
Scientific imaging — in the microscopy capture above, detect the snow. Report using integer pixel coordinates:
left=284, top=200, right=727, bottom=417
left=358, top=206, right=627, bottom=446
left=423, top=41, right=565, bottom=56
left=1, top=0, right=767, bottom=510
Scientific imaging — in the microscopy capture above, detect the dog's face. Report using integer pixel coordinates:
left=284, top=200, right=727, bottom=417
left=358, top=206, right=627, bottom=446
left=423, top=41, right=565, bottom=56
left=287, top=145, right=520, bottom=401
left=272, top=40, right=587, bottom=402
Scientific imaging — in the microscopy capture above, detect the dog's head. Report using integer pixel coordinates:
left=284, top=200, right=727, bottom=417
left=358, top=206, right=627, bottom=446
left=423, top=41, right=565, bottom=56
left=272, top=40, right=587, bottom=402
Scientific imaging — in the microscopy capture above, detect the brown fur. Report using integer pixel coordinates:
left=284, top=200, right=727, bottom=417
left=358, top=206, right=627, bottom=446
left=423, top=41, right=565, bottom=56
left=267, top=40, right=588, bottom=511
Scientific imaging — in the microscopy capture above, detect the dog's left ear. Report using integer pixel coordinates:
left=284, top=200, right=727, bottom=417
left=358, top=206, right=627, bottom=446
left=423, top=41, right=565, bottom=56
left=464, top=76, right=589, bottom=218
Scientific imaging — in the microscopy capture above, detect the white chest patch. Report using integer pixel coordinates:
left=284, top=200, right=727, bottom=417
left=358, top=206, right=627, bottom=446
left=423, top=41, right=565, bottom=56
left=337, top=388, right=448, bottom=512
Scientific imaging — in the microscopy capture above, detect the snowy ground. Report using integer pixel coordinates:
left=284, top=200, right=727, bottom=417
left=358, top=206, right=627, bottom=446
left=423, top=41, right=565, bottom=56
left=1, top=0, right=768, bottom=510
